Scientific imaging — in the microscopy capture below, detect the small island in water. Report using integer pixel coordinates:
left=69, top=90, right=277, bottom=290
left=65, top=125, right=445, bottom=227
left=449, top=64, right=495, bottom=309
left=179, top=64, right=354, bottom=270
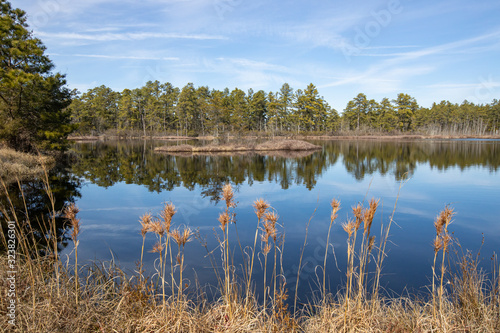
left=154, top=139, right=322, bottom=156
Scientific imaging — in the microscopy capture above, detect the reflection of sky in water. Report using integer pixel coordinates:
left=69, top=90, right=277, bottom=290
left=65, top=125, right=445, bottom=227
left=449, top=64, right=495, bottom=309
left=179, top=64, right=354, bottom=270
left=63, top=141, right=500, bottom=301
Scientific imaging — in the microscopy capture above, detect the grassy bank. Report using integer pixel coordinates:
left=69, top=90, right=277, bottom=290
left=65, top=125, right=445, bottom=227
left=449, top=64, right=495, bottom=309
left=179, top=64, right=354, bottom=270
left=1, top=181, right=499, bottom=332
left=154, top=140, right=321, bottom=155
left=0, top=146, right=54, bottom=183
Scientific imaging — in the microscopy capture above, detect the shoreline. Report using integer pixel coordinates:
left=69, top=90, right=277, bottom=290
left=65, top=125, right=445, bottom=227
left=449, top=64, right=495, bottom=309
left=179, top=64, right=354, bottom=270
left=154, top=139, right=321, bottom=155
left=68, top=133, right=500, bottom=142
left=0, top=147, right=54, bottom=182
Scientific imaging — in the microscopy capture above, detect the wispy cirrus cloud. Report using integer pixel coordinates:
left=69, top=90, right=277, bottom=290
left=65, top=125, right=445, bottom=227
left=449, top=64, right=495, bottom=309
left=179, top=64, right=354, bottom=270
left=321, top=30, right=500, bottom=91
left=36, top=31, right=228, bottom=41
left=215, top=57, right=292, bottom=73
left=48, top=53, right=180, bottom=61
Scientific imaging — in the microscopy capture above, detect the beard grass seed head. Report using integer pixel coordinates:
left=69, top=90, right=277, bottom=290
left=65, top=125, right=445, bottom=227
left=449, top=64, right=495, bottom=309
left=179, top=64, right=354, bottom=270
left=352, top=204, right=363, bottom=231
left=368, top=235, right=376, bottom=252
left=253, top=198, right=270, bottom=220
left=171, top=228, right=182, bottom=247
left=181, top=227, right=192, bottom=247
left=342, top=220, right=355, bottom=238
left=139, top=212, right=153, bottom=237
left=434, top=213, right=446, bottom=236
left=330, top=199, right=341, bottom=221
left=442, top=206, right=454, bottom=228
left=433, top=235, right=443, bottom=253
left=150, top=241, right=164, bottom=254
left=264, top=211, right=278, bottom=227
left=64, top=203, right=79, bottom=221
left=363, top=198, right=379, bottom=233
left=262, top=219, right=277, bottom=242
left=150, top=220, right=166, bottom=237
left=160, top=202, right=176, bottom=233
left=221, top=183, right=236, bottom=208
left=435, top=206, right=455, bottom=235
left=218, top=211, right=230, bottom=232
left=442, top=233, right=452, bottom=251
left=64, top=203, right=81, bottom=241
left=262, top=242, right=272, bottom=256
left=264, top=212, right=278, bottom=242
left=70, top=217, right=81, bottom=241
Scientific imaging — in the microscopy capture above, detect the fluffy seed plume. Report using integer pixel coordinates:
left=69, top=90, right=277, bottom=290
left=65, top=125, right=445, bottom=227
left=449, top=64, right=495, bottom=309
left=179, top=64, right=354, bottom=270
left=64, top=203, right=81, bottom=240
left=64, top=203, right=79, bottom=220
left=434, top=206, right=454, bottom=235
left=442, top=206, right=454, bottom=228
left=330, top=199, right=341, bottom=222
left=434, top=213, right=445, bottom=236
left=262, top=243, right=272, bottom=256
left=221, top=183, right=235, bottom=208
left=181, top=227, right=192, bottom=247
left=262, top=220, right=277, bottom=242
left=150, top=220, right=165, bottom=237
left=160, top=202, right=176, bottom=233
left=139, top=212, right=153, bottom=237
left=368, top=235, right=376, bottom=252
left=171, top=229, right=182, bottom=246
left=342, top=220, right=355, bottom=237
left=264, top=211, right=279, bottom=226
left=150, top=241, right=164, bottom=254
left=253, top=198, right=269, bottom=220
left=352, top=204, right=363, bottom=231
left=218, top=211, right=230, bottom=232
left=172, top=227, right=192, bottom=248
left=363, top=198, right=379, bottom=233
left=442, top=234, right=452, bottom=251
left=433, top=235, right=443, bottom=253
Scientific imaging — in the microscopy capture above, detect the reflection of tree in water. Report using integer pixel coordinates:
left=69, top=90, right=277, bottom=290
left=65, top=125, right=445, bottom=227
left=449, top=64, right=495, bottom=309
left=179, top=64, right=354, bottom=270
left=71, top=141, right=337, bottom=198
left=0, top=159, right=82, bottom=256
left=328, top=140, right=500, bottom=181
left=70, top=140, right=500, bottom=195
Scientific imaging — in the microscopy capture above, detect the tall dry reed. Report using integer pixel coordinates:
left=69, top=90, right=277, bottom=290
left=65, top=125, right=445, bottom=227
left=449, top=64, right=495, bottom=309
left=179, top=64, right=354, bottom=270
left=63, top=203, right=81, bottom=305
left=171, top=226, right=192, bottom=305
left=431, top=205, right=454, bottom=325
left=247, top=198, right=269, bottom=303
left=323, top=199, right=340, bottom=298
left=3, top=175, right=500, bottom=332
left=218, top=183, right=237, bottom=319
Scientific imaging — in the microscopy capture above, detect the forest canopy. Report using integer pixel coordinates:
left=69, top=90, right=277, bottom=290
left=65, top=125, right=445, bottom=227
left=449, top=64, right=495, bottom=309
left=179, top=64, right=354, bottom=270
left=69, top=81, right=500, bottom=137
left=0, top=1, right=74, bottom=151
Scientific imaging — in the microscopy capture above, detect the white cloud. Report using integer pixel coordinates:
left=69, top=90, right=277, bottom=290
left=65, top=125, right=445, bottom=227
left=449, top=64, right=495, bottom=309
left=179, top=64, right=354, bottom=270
left=320, top=30, right=500, bottom=95
left=37, top=31, right=228, bottom=41
left=49, top=53, right=179, bottom=61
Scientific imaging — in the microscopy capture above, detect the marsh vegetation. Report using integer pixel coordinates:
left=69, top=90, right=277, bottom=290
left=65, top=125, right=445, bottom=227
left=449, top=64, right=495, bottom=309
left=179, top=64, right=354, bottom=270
left=1, top=179, right=499, bottom=332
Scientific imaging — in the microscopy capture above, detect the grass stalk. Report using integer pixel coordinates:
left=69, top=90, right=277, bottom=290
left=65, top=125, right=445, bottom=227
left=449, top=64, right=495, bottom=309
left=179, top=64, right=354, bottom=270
left=323, top=199, right=340, bottom=298
left=247, top=199, right=269, bottom=306
left=294, top=202, right=318, bottom=314
left=4, top=175, right=500, bottom=332
left=372, top=174, right=407, bottom=302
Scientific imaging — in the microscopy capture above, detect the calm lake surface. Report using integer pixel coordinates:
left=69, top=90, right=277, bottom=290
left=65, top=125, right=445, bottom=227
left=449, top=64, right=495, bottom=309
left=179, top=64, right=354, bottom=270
left=13, top=139, right=500, bottom=302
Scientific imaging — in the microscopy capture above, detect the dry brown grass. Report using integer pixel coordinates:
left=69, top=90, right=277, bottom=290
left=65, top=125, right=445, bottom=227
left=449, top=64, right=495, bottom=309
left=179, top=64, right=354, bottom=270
left=1, top=180, right=499, bottom=332
left=254, top=140, right=321, bottom=151
left=0, top=148, right=54, bottom=182
left=154, top=139, right=321, bottom=154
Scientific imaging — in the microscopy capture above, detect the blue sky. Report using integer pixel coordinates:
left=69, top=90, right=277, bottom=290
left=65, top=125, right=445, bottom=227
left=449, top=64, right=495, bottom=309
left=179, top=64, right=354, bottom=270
left=16, top=0, right=500, bottom=111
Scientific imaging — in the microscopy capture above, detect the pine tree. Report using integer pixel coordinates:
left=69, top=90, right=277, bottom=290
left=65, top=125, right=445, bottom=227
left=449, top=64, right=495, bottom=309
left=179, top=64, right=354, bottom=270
left=394, top=93, right=419, bottom=132
left=278, top=83, right=294, bottom=131
left=0, top=1, right=74, bottom=151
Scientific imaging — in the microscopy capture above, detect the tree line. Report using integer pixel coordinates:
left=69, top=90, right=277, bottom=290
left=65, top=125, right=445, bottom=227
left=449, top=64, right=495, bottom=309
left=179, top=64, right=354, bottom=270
left=2, top=0, right=500, bottom=154
left=69, top=82, right=500, bottom=137
left=68, top=81, right=339, bottom=136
